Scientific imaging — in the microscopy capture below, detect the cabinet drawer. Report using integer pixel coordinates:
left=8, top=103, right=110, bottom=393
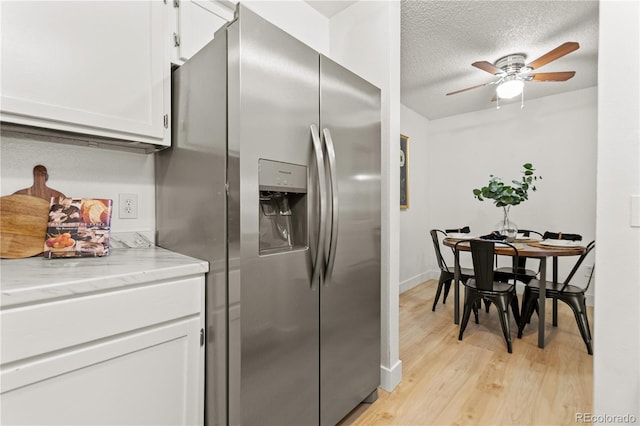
left=1, top=276, right=203, bottom=364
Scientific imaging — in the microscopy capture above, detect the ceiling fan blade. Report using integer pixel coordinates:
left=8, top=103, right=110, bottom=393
left=526, top=42, right=579, bottom=70
left=528, top=71, right=576, bottom=81
left=472, top=61, right=504, bottom=75
left=446, top=82, right=490, bottom=96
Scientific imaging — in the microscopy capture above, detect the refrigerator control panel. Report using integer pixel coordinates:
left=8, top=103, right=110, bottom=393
left=258, top=159, right=307, bottom=193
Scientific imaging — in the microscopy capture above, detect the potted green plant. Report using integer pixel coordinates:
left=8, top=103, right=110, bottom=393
left=472, top=163, right=541, bottom=241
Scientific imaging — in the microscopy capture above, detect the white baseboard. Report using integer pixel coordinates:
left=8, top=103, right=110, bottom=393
left=400, top=270, right=438, bottom=294
left=380, top=359, right=403, bottom=392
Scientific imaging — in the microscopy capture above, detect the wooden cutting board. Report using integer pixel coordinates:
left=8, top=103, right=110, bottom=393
left=0, top=194, right=51, bottom=258
left=13, top=165, right=66, bottom=202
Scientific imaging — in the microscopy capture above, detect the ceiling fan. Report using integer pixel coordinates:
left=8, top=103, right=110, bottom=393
left=446, top=42, right=580, bottom=106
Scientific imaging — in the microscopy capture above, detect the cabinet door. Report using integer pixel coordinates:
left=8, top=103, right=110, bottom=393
left=172, top=0, right=234, bottom=64
left=1, top=318, right=204, bottom=426
left=0, top=1, right=168, bottom=146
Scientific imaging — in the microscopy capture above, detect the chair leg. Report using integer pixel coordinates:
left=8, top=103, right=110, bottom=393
left=510, top=293, right=521, bottom=325
left=529, top=300, right=539, bottom=323
left=562, top=295, right=593, bottom=355
left=578, top=311, right=594, bottom=355
left=484, top=299, right=491, bottom=313
left=552, top=297, right=558, bottom=327
left=442, top=279, right=452, bottom=304
left=472, top=299, right=479, bottom=324
left=432, top=273, right=450, bottom=311
left=581, top=298, right=593, bottom=341
left=458, top=290, right=477, bottom=341
left=494, top=296, right=513, bottom=353
left=518, top=288, right=536, bottom=338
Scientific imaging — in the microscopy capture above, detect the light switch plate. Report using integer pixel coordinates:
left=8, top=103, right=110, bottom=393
left=631, top=195, right=640, bottom=227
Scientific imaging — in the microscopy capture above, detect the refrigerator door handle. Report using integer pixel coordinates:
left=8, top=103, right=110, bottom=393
left=322, top=128, right=339, bottom=283
left=310, top=124, right=327, bottom=289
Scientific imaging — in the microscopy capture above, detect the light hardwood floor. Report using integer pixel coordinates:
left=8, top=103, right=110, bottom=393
left=340, top=279, right=593, bottom=426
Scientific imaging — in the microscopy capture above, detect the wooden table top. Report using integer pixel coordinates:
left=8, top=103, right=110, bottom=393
left=443, top=237, right=586, bottom=257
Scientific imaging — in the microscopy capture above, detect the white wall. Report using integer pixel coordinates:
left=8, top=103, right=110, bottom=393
left=0, top=133, right=156, bottom=237
left=329, top=0, right=402, bottom=392
left=399, top=104, right=431, bottom=292
left=594, top=0, right=640, bottom=419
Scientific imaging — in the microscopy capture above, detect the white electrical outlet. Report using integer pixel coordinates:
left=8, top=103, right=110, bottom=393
left=119, top=193, right=138, bottom=219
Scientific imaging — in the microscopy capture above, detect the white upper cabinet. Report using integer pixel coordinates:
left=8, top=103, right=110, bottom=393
left=170, top=0, right=236, bottom=65
left=0, top=1, right=169, bottom=147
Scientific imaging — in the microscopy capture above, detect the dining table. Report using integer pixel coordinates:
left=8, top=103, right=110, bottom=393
left=443, top=236, right=586, bottom=348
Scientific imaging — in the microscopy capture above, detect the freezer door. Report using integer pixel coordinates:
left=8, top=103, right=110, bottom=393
left=228, top=6, right=321, bottom=426
left=319, top=56, right=381, bottom=426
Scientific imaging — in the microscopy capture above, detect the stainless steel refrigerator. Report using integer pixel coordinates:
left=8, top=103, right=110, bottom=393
left=156, top=5, right=381, bottom=425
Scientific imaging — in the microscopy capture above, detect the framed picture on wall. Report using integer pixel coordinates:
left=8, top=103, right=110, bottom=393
left=400, top=134, right=409, bottom=209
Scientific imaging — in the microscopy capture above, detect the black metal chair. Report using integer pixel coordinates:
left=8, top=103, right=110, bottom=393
left=430, top=229, right=474, bottom=311
left=445, top=226, right=470, bottom=234
left=494, top=229, right=543, bottom=285
left=542, top=231, right=583, bottom=241
left=522, top=231, right=584, bottom=324
left=458, top=239, right=520, bottom=353
left=518, top=241, right=595, bottom=355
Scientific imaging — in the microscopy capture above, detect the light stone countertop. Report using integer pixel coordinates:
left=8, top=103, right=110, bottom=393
left=0, top=247, right=209, bottom=309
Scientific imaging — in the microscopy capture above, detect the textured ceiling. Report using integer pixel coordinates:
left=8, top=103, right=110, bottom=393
left=305, top=1, right=599, bottom=120
left=401, top=0, right=599, bottom=119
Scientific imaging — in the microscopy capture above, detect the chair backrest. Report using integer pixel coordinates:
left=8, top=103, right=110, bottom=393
left=512, top=229, right=542, bottom=270
left=561, top=241, right=596, bottom=291
left=543, top=231, right=582, bottom=241
left=519, top=229, right=543, bottom=238
left=445, top=226, right=470, bottom=234
left=468, top=239, right=519, bottom=291
left=430, top=229, right=450, bottom=273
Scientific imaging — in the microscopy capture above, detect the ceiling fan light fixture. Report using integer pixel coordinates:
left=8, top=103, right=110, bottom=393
left=496, top=78, right=524, bottom=99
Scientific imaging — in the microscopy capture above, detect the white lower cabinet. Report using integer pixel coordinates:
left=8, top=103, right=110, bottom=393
left=0, top=276, right=205, bottom=425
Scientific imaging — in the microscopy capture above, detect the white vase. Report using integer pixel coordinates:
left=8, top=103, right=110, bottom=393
left=496, top=206, right=518, bottom=242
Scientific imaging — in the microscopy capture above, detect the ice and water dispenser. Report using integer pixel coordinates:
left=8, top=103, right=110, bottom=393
left=258, top=159, right=307, bottom=255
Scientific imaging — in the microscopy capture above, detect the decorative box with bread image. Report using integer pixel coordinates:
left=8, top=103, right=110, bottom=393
left=44, top=197, right=112, bottom=258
